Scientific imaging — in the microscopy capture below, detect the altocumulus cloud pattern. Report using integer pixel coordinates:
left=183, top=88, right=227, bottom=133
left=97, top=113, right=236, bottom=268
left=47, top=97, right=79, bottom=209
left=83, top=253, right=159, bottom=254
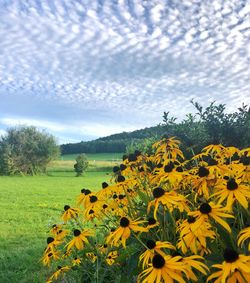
left=0, top=0, right=249, bottom=142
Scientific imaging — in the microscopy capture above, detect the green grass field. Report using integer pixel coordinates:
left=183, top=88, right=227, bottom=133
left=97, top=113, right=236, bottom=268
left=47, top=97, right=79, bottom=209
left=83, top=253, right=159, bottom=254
left=0, top=153, right=120, bottom=283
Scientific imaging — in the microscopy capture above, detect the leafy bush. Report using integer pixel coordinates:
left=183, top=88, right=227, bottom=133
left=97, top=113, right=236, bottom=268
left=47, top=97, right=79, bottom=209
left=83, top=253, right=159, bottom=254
left=0, top=126, right=59, bottom=175
left=74, top=154, right=89, bottom=176
left=42, top=137, right=250, bottom=282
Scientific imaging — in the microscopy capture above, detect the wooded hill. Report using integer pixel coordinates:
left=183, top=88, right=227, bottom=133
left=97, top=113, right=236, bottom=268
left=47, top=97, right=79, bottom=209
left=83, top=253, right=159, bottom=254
left=60, top=124, right=166, bottom=154
left=61, top=101, right=250, bottom=155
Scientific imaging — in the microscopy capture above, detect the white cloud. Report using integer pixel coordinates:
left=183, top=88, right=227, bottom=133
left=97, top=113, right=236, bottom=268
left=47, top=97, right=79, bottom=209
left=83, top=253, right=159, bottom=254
left=0, top=0, right=249, bottom=141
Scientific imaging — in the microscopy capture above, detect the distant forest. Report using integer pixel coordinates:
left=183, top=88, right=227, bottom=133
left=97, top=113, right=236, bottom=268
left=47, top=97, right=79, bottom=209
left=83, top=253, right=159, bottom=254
left=61, top=101, right=250, bottom=155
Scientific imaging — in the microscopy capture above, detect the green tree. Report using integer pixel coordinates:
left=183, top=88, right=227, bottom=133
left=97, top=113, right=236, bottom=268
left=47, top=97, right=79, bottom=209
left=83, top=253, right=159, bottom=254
left=0, top=126, right=59, bottom=175
left=74, top=154, right=89, bottom=176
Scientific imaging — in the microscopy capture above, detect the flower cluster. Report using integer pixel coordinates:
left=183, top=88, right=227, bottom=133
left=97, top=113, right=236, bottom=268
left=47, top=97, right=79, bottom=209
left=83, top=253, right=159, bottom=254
left=42, top=137, right=250, bottom=282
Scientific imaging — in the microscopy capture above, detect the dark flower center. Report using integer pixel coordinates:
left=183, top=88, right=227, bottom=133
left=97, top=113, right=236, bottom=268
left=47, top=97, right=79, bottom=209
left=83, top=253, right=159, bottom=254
left=81, top=188, right=86, bottom=193
left=120, top=217, right=130, bottom=227
left=90, top=196, right=98, bottom=203
left=187, top=216, right=196, bottom=223
left=198, top=166, right=209, bottom=177
left=84, top=189, right=91, bottom=195
left=52, top=224, right=57, bottom=228
left=48, top=253, right=53, bottom=257
left=128, top=154, right=137, bottom=162
left=47, top=237, right=54, bottom=244
left=223, top=248, right=239, bottom=263
left=134, top=150, right=141, bottom=157
left=138, top=167, right=144, bottom=172
left=176, top=166, right=183, bottom=172
left=113, top=166, right=120, bottom=173
left=153, top=187, right=165, bottom=198
left=74, top=229, right=81, bottom=236
left=103, top=204, right=108, bottom=209
left=102, top=182, right=109, bottom=189
left=122, top=154, right=128, bottom=161
left=146, top=240, right=156, bottom=249
left=199, top=203, right=212, bottom=214
left=227, top=179, right=238, bottom=191
left=164, top=162, right=174, bottom=173
left=152, top=254, right=165, bottom=269
left=117, top=175, right=125, bottom=182
left=148, top=217, right=156, bottom=225
left=118, top=194, right=125, bottom=200
left=103, top=244, right=107, bottom=248
left=57, top=266, right=62, bottom=270
left=113, top=194, right=117, bottom=199
left=64, top=205, right=70, bottom=211
left=89, top=209, right=94, bottom=214
left=120, top=164, right=127, bottom=171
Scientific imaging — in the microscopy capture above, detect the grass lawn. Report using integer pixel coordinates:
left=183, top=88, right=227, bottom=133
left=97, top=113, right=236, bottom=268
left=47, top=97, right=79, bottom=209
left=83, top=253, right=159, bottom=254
left=0, top=169, right=111, bottom=282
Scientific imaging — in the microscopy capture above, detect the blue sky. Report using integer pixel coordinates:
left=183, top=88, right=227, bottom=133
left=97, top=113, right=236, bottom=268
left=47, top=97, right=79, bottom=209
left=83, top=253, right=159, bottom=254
left=0, top=0, right=249, bottom=144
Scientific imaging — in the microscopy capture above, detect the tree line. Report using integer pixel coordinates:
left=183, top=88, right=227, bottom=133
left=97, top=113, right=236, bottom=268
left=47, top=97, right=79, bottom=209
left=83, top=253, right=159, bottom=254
left=61, top=101, right=250, bottom=155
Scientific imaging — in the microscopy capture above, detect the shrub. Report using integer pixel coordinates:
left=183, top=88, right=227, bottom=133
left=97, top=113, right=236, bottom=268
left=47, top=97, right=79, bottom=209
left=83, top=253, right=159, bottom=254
left=42, top=137, right=250, bottom=282
left=74, top=154, right=89, bottom=176
left=0, top=126, right=59, bottom=175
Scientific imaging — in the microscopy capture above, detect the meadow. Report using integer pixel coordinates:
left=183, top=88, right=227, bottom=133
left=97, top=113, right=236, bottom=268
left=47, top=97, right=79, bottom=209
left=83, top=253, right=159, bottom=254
left=0, top=153, right=122, bottom=283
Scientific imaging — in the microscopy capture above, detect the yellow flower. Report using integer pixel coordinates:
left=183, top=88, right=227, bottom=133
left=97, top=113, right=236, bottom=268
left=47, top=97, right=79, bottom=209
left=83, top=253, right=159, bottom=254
left=213, top=177, right=250, bottom=210
left=86, top=252, right=97, bottom=263
left=72, top=257, right=81, bottom=266
left=188, top=202, right=234, bottom=233
left=44, top=237, right=62, bottom=254
left=66, top=229, right=93, bottom=251
left=238, top=227, right=250, bottom=251
left=77, top=188, right=92, bottom=206
left=207, top=248, right=250, bottom=283
left=179, top=255, right=209, bottom=281
left=49, top=265, right=70, bottom=281
left=146, top=217, right=159, bottom=229
left=148, top=187, right=189, bottom=219
left=106, top=217, right=147, bottom=247
left=138, top=254, right=187, bottom=283
left=106, top=251, right=118, bottom=265
left=42, top=250, right=60, bottom=266
left=177, top=216, right=215, bottom=255
left=190, top=166, right=216, bottom=200
left=139, top=240, right=175, bottom=269
left=61, top=205, right=80, bottom=222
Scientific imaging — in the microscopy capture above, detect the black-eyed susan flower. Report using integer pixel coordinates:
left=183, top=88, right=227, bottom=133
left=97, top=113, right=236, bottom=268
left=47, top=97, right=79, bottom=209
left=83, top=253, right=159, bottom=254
left=188, top=202, right=234, bottom=233
left=72, top=257, right=81, bottom=266
left=207, top=248, right=250, bottom=283
left=66, top=229, right=93, bottom=251
left=177, top=216, right=215, bottom=255
left=139, top=240, right=175, bottom=269
left=148, top=187, right=189, bottom=219
left=138, top=254, right=187, bottom=283
left=106, top=217, right=147, bottom=247
left=77, top=188, right=91, bottom=206
left=49, top=265, right=71, bottom=281
left=61, top=205, right=80, bottom=222
left=86, top=252, right=97, bottom=263
left=146, top=217, right=159, bottom=229
left=106, top=251, right=118, bottom=265
left=45, top=237, right=62, bottom=253
left=179, top=255, right=209, bottom=281
left=238, top=227, right=250, bottom=251
left=42, top=250, right=60, bottom=266
left=213, top=177, right=250, bottom=210
left=55, top=229, right=69, bottom=241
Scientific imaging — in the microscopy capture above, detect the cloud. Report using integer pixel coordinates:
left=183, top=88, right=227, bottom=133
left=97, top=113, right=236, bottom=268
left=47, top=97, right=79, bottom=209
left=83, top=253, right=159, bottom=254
left=0, top=116, right=139, bottom=144
left=0, top=0, right=249, bottom=142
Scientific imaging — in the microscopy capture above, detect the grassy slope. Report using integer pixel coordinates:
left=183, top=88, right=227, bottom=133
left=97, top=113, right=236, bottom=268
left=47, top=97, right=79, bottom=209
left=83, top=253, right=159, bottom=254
left=0, top=153, right=120, bottom=283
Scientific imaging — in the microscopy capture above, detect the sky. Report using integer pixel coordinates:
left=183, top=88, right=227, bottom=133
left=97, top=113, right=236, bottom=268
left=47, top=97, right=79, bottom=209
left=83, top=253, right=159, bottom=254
left=0, top=0, right=249, bottom=144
